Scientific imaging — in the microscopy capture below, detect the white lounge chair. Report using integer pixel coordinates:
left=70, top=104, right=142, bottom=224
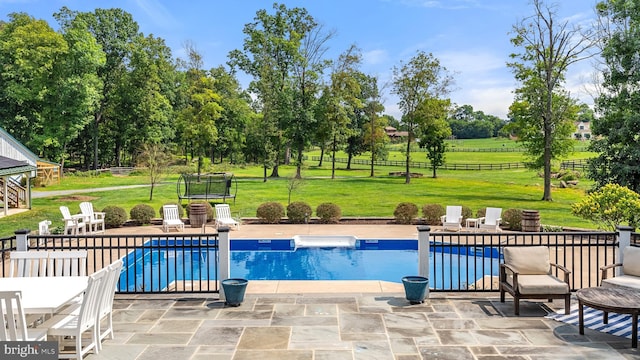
left=162, top=205, right=185, bottom=232
left=80, top=202, right=105, bottom=234
left=0, top=291, right=48, bottom=341
left=478, top=207, right=502, bottom=231
left=214, top=204, right=240, bottom=230
left=60, top=206, right=85, bottom=235
left=440, top=206, right=463, bottom=231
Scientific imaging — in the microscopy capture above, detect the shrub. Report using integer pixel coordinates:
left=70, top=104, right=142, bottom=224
left=103, top=206, right=128, bottom=228
left=476, top=207, right=487, bottom=218
left=159, top=202, right=185, bottom=219
left=394, top=202, right=418, bottom=224
left=256, top=202, right=285, bottom=224
left=571, top=183, right=640, bottom=230
left=422, top=204, right=445, bottom=225
left=185, top=201, right=214, bottom=221
left=502, top=208, right=523, bottom=230
left=130, top=204, right=156, bottom=225
left=461, top=206, right=473, bottom=221
left=287, top=201, right=312, bottom=224
left=316, top=202, right=341, bottom=224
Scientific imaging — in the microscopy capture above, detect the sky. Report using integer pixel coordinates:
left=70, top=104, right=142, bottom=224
left=0, top=0, right=600, bottom=120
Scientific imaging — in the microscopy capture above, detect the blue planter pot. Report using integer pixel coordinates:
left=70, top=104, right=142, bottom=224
left=221, top=278, right=248, bottom=307
left=402, top=276, right=429, bottom=304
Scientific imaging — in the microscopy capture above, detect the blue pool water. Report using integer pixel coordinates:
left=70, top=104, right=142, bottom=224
left=120, top=239, right=501, bottom=292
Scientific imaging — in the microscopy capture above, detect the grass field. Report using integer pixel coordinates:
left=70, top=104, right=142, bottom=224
left=0, top=139, right=598, bottom=237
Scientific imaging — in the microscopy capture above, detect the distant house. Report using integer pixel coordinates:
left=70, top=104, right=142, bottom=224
left=0, top=128, right=37, bottom=215
left=573, top=120, right=591, bottom=140
left=385, top=126, right=409, bottom=140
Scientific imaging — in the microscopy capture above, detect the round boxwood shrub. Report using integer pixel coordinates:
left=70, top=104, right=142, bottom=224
left=461, top=206, right=473, bottom=221
left=394, top=202, right=418, bottom=224
left=130, top=204, right=156, bottom=225
left=476, top=207, right=487, bottom=218
left=256, top=202, right=285, bottom=224
left=316, top=202, right=341, bottom=224
left=185, top=201, right=214, bottom=221
left=422, top=204, right=445, bottom=225
left=103, top=205, right=128, bottom=228
left=503, top=208, right=523, bottom=230
left=159, top=202, right=185, bottom=219
left=287, top=201, right=312, bottom=224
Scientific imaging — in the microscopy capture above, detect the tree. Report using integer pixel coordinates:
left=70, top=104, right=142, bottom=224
left=360, top=75, right=387, bottom=177
left=138, top=143, right=171, bottom=201
left=416, top=98, right=452, bottom=178
left=588, top=0, right=640, bottom=192
left=0, top=13, right=68, bottom=151
left=391, top=50, right=453, bottom=184
left=508, top=0, right=595, bottom=200
left=229, top=3, right=313, bottom=179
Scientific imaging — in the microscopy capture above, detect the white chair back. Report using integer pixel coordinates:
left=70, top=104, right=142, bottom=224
left=9, top=251, right=48, bottom=277
left=48, top=250, right=88, bottom=276
left=96, top=259, right=123, bottom=349
left=0, top=291, right=29, bottom=341
left=78, top=268, right=107, bottom=334
left=445, top=206, right=462, bottom=222
left=80, top=202, right=95, bottom=219
left=163, top=205, right=180, bottom=220
left=215, top=204, right=232, bottom=220
left=484, top=207, right=502, bottom=225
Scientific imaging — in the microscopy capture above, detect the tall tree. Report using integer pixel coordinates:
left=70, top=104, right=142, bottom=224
left=417, top=98, right=452, bottom=178
left=56, top=7, right=140, bottom=169
left=508, top=0, right=595, bottom=200
left=0, top=13, right=67, bottom=150
left=391, top=50, right=453, bottom=184
left=360, top=75, right=387, bottom=177
left=588, top=0, right=640, bottom=192
left=229, top=3, right=313, bottom=179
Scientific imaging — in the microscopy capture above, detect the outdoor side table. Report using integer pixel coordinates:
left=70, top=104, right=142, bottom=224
left=576, top=287, right=640, bottom=348
left=465, top=218, right=479, bottom=231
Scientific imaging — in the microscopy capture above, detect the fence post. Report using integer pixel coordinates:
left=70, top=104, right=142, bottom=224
left=616, top=225, right=633, bottom=276
left=217, top=227, right=230, bottom=300
left=15, top=229, right=30, bottom=251
left=417, top=225, right=430, bottom=297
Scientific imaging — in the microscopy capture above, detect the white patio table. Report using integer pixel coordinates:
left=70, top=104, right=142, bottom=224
left=0, top=276, right=88, bottom=314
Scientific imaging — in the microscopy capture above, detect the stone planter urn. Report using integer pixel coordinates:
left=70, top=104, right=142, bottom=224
left=402, top=276, right=429, bottom=304
left=221, top=278, right=248, bottom=306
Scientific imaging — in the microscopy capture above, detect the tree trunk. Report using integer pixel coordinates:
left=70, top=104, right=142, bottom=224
left=405, top=136, right=411, bottom=184
left=92, top=113, right=101, bottom=170
left=263, top=165, right=267, bottom=182
left=347, top=153, right=352, bottom=170
left=331, top=135, right=337, bottom=180
left=319, top=146, right=325, bottom=167
left=295, top=144, right=303, bottom=179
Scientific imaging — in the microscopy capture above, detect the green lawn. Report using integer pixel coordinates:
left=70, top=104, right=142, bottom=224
left=0, top=140, right=597, bottom=237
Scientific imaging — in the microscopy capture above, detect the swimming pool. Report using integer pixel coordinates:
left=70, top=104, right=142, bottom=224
left=120, top=239, right=502, bottom=292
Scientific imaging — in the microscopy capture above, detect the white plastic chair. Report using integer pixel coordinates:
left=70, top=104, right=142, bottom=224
left=60, top=206, right=85, bottom=235
left=40, top=268, right=107, bottom=359
left=48, top=250, right=88, bottom=277
left=214, top=204, right=240, bottom=230
left=479, top=207, right=502, bottom=231
left=79, top=202, right=105, bottom=234
left=162, top=205, right=185, bottom=232
left=0, top=291, right=47, bottom=341
left=440, top=205, right=463, bottom=231
left=9, top=251, right=49, bottom=277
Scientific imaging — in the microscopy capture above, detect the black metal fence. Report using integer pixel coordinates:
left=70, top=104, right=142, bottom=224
left=0, top=233, right=220, bottom=294
left=0, top=229, right=626, bottom=293
left=428, top=231, right=618, bottom=292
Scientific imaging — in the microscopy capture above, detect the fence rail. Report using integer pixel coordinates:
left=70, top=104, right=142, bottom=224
left=311, top=156, right=527, bottom=170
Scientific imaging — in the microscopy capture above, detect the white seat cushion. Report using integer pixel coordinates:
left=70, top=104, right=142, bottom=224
left=516, top=274, right=569, bottom=295
left=602, top=275, right=640, bottom=290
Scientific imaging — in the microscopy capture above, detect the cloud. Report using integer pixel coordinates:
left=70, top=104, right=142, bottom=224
left=134, top=0, right=178, bottom=28
left=362, top=49, right=389, bottom=65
